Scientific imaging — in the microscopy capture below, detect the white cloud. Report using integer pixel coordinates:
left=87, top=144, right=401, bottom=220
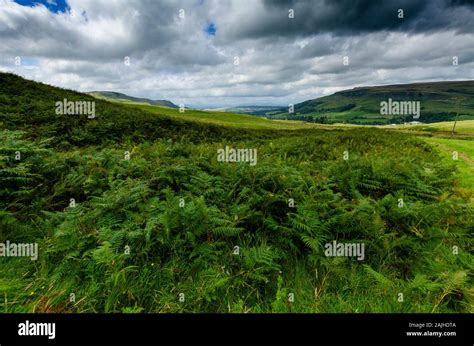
left=0, top=0, right=472, bottom=107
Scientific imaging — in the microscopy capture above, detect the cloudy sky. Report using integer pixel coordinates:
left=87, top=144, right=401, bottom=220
left=0, top=0, right=473, bottom=107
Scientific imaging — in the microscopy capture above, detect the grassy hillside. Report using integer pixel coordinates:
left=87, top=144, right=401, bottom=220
left=85, top=91, right=316, bottom=130
left=0, top=73, right=318, bottom=147
left=88, top=91, right=178, bottom=108
left=204, top=106, right=282, bottom=114
left=422, top=137, right=474, bottom=192
left=404, top=120, right=474, bottom=135
left=1, top=72, right=472, bottom=313
left=121, top=102, right=317, bottom=130
left=266, top=81, right=474, bottom=125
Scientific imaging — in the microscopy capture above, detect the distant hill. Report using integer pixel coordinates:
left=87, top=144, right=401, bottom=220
left=88, top=91, right=178, bottom=108
left=264, top=81, right=474, bottom=124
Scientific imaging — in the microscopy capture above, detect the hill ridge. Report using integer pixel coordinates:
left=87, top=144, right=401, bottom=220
left=263, top=80, right=474, bottom=124
left=87, top=90, right=178, bottom=108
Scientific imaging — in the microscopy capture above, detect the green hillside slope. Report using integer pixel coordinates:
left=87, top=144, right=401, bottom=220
left=119, top=102, right=316, bottom=130
left=266, top=81, right=474, bottom=125
left=0, top=73, right=313, bottom=147
left=88, top=91, right=178, bottom=108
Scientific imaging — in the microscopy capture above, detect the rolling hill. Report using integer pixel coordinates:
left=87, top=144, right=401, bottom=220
left=264, top=80, right=474, bottom=125
left=115, top=102, right=316, bottom=130
left=88, top=91, right=178, bottom=108
left=0, top=72, right=317, bottom=148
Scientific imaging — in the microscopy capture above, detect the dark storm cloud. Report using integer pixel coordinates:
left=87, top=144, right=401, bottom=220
left=221, top=0, right=474, bottom=40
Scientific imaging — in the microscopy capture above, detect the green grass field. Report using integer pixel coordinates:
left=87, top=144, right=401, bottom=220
left=120, top=101, right=318, bottom=130
left=353, top=121, right=474, bottom=193
left=385, top=120, right=474, bottom=192
left=409, top=120, right=474, bottom=135
left=422, top=137, right=474, bottom=192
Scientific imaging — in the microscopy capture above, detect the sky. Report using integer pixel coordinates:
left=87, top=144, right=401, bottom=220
left=0, top=0, right=473, bottom=108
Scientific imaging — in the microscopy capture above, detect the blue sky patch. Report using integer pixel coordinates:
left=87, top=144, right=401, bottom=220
left=205, top=22, right=217, bottom=36
left=14, top=0, right=70, bottom=13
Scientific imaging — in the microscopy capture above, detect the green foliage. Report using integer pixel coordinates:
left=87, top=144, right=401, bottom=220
left=0, top=72, right=472, bottom=313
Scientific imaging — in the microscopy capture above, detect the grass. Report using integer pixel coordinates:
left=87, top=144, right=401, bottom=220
left=120, top=101, right=318, bottom=130
left=384, top=120, right=474, bottom=194
left=409, top=120, right=474, bottom=135
left=422, top=137, right=474, bottom=192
